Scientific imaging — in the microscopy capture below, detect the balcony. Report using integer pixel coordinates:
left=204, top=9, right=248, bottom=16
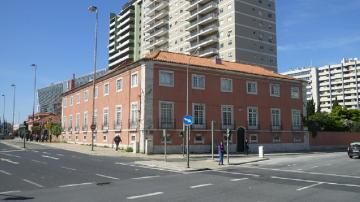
left=159, top=119, right=176, bottom=129
left=146, top=37, right=168, bottom=49
left=144, top=19, right=167, bottom=32
left=198, top=48, right=217, bottom=57
left=114, top=121, right=122, bottom=131
left=147, top=27, right=169, bottom=39
left=198, top=1, right=217, bottom=15
left=147, top=1, right=168, bottom=16
left=197, top=12, right=217, bottom=26
left=145, top=10, right=168, bottom=24
left=270, top=124, right=282, bottom=131
left=82, top=125, right=88, bottom=132
left=102, top=124, right=109, bottom=132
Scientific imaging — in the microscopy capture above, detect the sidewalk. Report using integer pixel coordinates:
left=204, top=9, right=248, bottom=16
left=3, top=138, right=268, bottom=172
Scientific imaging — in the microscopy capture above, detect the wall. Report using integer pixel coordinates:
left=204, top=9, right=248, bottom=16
left=309, top=132, right=360, bottom=150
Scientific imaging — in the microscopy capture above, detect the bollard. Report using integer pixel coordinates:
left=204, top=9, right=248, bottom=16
left=258, top=145, right=264, bottom=158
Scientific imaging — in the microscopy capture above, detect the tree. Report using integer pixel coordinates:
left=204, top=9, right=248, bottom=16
left=50, top=123, right=62, bottom=138
left=332, top=97, right=340, bottom=109
left=306, top=99, right=315, bottom=118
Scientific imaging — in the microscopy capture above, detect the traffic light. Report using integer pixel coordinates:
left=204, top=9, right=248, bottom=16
left=23, top=121, right=28, bottom=131
left=226, top=128, right=232, bottom=140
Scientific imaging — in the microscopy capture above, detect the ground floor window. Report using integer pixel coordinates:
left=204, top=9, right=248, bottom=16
left=249, top=134, right=258, bottom=143
left=273, top=134, right=281, bottom=143
left=194, top=134, right=204, bottom=144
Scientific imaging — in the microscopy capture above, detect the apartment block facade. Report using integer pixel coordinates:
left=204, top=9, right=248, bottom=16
left=61, top=51, right=304, bottom=154
left=281, top=58, right=360, bottom=112
left=109, top=0, right=277, bottom=71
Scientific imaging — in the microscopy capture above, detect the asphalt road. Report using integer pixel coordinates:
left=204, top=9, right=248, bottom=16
left=1, top=141, right=359, bottom=202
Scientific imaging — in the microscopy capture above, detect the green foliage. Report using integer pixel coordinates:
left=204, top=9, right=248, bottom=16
left=125, top=147, right=133, bottom=152
left=306, top=99, right=316, bottom=118
left=50, top=123, right=62, bottom=137
left=31, top=125, right=41, bottom=134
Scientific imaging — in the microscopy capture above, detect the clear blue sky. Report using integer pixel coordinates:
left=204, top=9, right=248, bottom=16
left=0, top=0, right=359, bottom=124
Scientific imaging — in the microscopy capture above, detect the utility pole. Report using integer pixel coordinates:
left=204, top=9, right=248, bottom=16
left=211, top=120, right=214, bottom=160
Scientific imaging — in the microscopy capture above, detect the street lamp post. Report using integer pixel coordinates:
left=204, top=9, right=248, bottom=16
left=1, top=94, right=5, bottom=135
left=31, top=64, right=37, bottom=137
left=88, top=5, right=98, bottom=151
left=11, top=84, right=16, bottom=135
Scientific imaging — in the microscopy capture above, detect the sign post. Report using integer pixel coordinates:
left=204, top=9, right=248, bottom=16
left=183, top=115, right=193, bottom=168
left=226, top=128, right=230, bottom=165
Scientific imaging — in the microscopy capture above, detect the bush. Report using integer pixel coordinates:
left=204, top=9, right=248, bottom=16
left=125, top=147, right=133, bottom=152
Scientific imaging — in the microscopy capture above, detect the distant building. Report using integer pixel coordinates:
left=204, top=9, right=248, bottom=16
left=281, top=58, right=360, bottom=112
left=37, top=69, right=107, bottom=115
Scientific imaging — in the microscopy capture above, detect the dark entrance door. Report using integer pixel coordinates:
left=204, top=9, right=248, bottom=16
left=237, top=127, right=245, bottom=152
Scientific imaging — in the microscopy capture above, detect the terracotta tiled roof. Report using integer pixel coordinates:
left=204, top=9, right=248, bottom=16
left=145, top=51, right=296, bottom=81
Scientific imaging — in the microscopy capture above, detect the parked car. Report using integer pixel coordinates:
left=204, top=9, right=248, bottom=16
left=347, top=142, right=360, bottom=158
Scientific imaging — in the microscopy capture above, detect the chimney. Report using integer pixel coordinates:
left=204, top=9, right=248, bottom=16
left=70, top=74, right=75, bottom=90
left=214, top=55, right=222, bottom=64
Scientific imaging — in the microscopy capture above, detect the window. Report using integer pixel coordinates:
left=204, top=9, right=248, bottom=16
left=103, top=108, right=109, bottom=129
left=247, top=107, right=258, bottom=129
left=292, top=109, right=301, bottom=130
left=247, top=81, right=257, bottom=94
left=273, top=134, right=281, bottom=143
left=227, top=16, right=232, bottom=22
left=249, top=134, right=258, bottom=143
left=62, top=116, right=66, bottom=129
left=69, top=115, right=73, bottom=129
left=116, top=78, right=123, bottom=92
left=63, top=98, right=67, bottom=108
left=130, top=102, right=138, bottom=128
left=291, top=86, right=300, bottom=99
left=159, top=101, right=174, bottom=129
left=221, top=78, right=233, bottom=92
left=82, top=112, right=88, bottom=130
left=115, top=105, right=122, bottom=129
left=84, top=90, right=89, bottom=102
left=228, top=40, right=232, bottom=45
left=159, top=70, right=174, bottom=87
left=95, top=86, right=98, bottom=98
left=75, top=113, right=80, bottom=130
left=271, top=108, right=281, bottom=130
left=161, top=132, right=172, bottom=144
left=76, top=94, right=80, bottom=104
left=227, top=4, right=232, bottom=9
left=104, top=83, right=109, bottom=96
left=70, top=96, right=73, bottom=106
left=131, top=72, right=138, bottom=88
left=221, top=105, right=233, bottom=129
left=93, top=109, right=97, bottom=127
left=194, top=134, right=204, bottom=144
left=193, top=103, right=205, bottom=129
left=192, top=74, right=205, bottom=89
left=270, top=84, right=280, bottom=97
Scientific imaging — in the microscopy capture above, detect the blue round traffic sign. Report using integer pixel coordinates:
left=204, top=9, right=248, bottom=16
left=183, top=115, right=193, bottom=125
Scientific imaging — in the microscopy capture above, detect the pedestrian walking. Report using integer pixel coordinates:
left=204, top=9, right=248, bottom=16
left=245, top=138, right=249, bottom=155
left=113, top=135, right=121, bottom=151
left=218, top=141, right=225, bottom=165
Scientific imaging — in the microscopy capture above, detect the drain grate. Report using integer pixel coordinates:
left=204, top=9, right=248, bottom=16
left=96, top=182, right=111, bottom=186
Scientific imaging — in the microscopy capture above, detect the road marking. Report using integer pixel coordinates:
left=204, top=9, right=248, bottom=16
left=0, top=149, right=23, bottom=153
left=31, top=159, right=47, bottom=164
left=59, top=182, right=93, bottom=188
left=132, top=175, right=160, bottom=180
left=0, top=153, right=20, bottom=158
left=216, top=170, right=260, bottom=177
left=41, top=155, right=59, bottom=160
left=96, top=174, right=119, bottom=180
left=0, top=158, right=19, bottom=165
left=309, top=166, right=319, bottom=169
left=23, top=179, right=43, bottom=188
left=32, top=150, right=39, bottom=153
left=0, top=169, right=12, bottom=175
left=61, top=166, right=77, bottom=171
left=0, top=190, right=21, bottom=194
left=115, top=162, right=128, bottom=165
left=230, top=178, right=248, bottom=182
left=271, top=176, right=360, bottom=188
left=190, top=183, right=213, bottom=189
left=42, top=151, right=50, bottom=154
left=127, top=192, right=163, bottom=200
left=56, top=154, right=64, bottom=156
left=241, top=166, right=360, bottom=179
left=297, top=182, right=324, bottom=191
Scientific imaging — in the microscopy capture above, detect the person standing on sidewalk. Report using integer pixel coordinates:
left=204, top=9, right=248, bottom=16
left=218, top=141, right=225, bottom=165
left=114, top=135, right=121, bottom=151
left=245, top=138, right=249, bottom=155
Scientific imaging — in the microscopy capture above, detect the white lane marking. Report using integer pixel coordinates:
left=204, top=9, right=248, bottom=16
left=56, top=154, right=64, bottom=156
left=0, top=169, right=12, bottom=175
left=190, top=183, right=213, bottom=189
left=31, top=159, right=47, bottom=164
left=61, top=166, right=77, bottom=171
left=271, top=176, right=360, bottom=188
left=59, top=182, right=93, bottom=188
left=127, top=192, right=163, bottom=200
left=230, top=178, right=248, bottom=182
left=0, top=158, right=19, bottom=165
left=23, top=179, right=43, bottom=188
left=297, top=169, right=303, bottom=171
left=115, top=162, right=128, bottom=165
left=309, top=166, right=319, bottom=169
left=0, top=190, right=21, bottom=194
left=132, top=175, right=160, bottom=180
left=33, top=150, right=39, bottom=153
left=115, top=162, right=183, bottom=174
left=0, top=149, right=23, bottom=153
left=42, top=152, right=50, bottom=154
left=41, top=155, right=59, bottom=160
left=297, top=182, right=324, bottom=191
left=241, top=166, right=360, bottom=179
left=95, top=174, right=119, bottom=180
left=216, top=170, right=260, bottom=177
left=0, top=153, right=20, bottom=158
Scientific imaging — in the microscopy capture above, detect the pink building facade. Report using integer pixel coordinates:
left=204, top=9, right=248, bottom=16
left=61, top=51, right=306, bottom=153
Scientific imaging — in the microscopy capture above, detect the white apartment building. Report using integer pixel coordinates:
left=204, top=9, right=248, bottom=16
left=110, top=0, right=277, bottom=71
left=281, top=58, right=360, bottom=112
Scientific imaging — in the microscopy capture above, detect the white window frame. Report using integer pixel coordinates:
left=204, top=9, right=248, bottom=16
left=194, top=134, right=205, bottom=144
left=63, top=98, right=67, bottom=108
left=95, top=86, right=99, bottom=98
left=160, top=132, right=172, bottom=144
left=130, top=102, right=138, bottom=128
left=116, top=78, right=123, bottom=92
left=75, top=113, right=80, bottom=130
left=83, top=111, right=88, bottom=130
left=249, top=134, right=258, bottom=143
left=192, top=103, right=206, bottom=129
left=192, top=74, right=205, bottom=90
left=103, top=107, right=109, bottom=129
left=104, top=83, right=110, bottom=96
left=131, top=72, right=138, bottom=88
left=221, top=78, right=233, bottom=92
left=271, top=108, right=281, bottom=130
left=159, top=101, right=174, bottom=129
left=221, top=105, right=234, bottom=129
left=76, top=93, right=80, bottom=104
left=115, top=105, right=122, bottom=129
left=292, top=109, right=301, bottom=130
left=159, top=70, right=174, bottom=87
left=246, top=81, right=258, bottom=95
left=62, top=116, right=66, bottom=129
left=69, top=115, right=73, bottom=129
left=70, top=96, right=73, bottom=106
left=291, top=86, right=300, bottom=99
left=270, top=83, right=280, bottom=97
left=247, top=106, right=258, bottom=129
left=93, top=109, right=97, bottom=127
left=273, top=134, right=281, bottom=143
left=84, top=90, right=89, bottom=102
